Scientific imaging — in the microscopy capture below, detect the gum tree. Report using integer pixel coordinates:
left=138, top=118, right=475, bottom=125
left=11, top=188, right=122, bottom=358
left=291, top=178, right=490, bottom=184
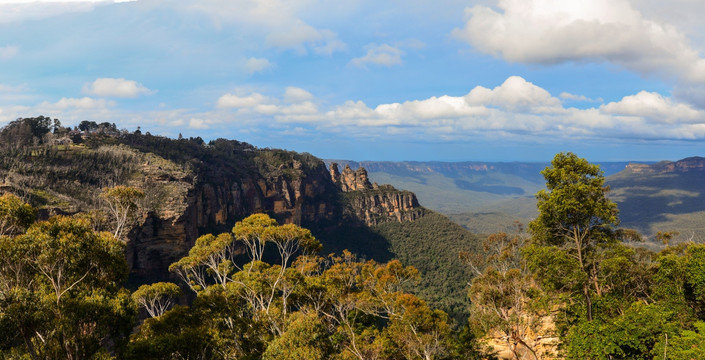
left=526, top=152, right=619, bottom=321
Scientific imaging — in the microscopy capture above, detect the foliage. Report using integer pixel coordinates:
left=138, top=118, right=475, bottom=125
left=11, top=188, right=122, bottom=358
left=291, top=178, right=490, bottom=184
left=464, top=230, right=545, bottom=359
left=528, top=152, right=619, bottom=321
left=565, top=302, right=677, bottom=359
left=0, top=193, right=36, bottom=236
left=652, top=321, right=705, bottom=360
left=371, top=211, right=479, bottom=323
left=156, top=214, right=457, bottom=359
left=0, top=216, right=136, bottom=359
left=132, top=282, right=182, bottom=318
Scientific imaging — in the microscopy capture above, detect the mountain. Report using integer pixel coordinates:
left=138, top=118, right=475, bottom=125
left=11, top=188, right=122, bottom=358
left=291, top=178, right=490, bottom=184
left=0, top=120, right=479, bottom=321
left=326, top=159, right=632, bottom=234
left=332, top=158, right=705, bottom=242
left=608, top=156, right=705, bottom=241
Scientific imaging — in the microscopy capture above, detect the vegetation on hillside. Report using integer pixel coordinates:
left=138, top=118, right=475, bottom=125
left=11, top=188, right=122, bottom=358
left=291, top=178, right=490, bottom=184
left=2, top=118, right=705, bottom=358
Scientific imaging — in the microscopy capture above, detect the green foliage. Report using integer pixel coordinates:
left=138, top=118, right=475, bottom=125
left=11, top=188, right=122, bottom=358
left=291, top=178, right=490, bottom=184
left=124, top=305, right=219, bottom=360
left=565, top=302, right=677, bottom=359
left=371, top=211, right=479, bottom=323
left=528, top=152, right=619, bottom=321
left=0, top=216, right=136, bottom=359
left=0, top=193, right=36, bottom=236
left=132, top=282, right=182, bottom=318
left=652, top=321, right=705, bottom=360
left=156, top=214, right=457, bottom=359
left=262, top=312, right=333, bottom=360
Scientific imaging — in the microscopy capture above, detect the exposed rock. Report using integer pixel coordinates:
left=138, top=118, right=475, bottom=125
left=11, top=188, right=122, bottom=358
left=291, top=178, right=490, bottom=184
left=340, top=164, right=372, bottom=191
left=127, top=157, right=341, bottom=282
left=626, top=156, right=705, bottom=174
left=343, top=188, right=425, bottom=226
left=333, top=163, right=426, bottom=226
left=481, top=311, right=562, bottom=360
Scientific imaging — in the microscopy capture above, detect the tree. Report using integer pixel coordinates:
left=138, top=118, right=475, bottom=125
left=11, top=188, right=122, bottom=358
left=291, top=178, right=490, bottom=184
left=464, top=231, right=545, bottom=359
left=0, top=193, right=36, bottom=236
left=101, top=185, right=145, bottom=241
left=0, top=216, right=136, bottom=359
left=527, top=152, right=618, bottom=321
left=132, top=282, right=182, bottom=318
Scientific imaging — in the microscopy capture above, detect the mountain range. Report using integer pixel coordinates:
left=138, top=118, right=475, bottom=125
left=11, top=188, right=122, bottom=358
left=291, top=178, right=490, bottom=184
left=328, top=157, right=705, bottom=242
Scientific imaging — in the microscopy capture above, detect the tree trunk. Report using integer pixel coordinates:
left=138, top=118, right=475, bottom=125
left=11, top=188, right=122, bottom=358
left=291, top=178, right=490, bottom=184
left=584, top=285, right=593, bottom=321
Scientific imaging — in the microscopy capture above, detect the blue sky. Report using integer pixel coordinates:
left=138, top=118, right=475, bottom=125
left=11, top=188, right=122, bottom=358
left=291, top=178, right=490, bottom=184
left=1, top=0, right=704, bottom=162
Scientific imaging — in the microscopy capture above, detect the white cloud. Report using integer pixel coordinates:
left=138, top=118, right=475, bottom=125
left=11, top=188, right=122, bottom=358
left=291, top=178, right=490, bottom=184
left=83, top=78, right=153, bottom=98
left=350, top=44, right=404, bottom=68
left=452, top=0, right=705, bottom=83
left=189, top=118, right=210, bottom=129
left=284, top=87, right=313, bottom=103
left=38, top=97, right=114, bottom=110
left=245, top=57, right=273, bottom=74
left=0, top=45, right=18, bottom=60
left=216, top=92, right=272, bottom=109
left=0, top=1, right=108, bottom=24
left=211, top=76, right=705, bottom=142
left=601, top=91, right=703, bottom=123
left=465, top=76, right=563, bottom=113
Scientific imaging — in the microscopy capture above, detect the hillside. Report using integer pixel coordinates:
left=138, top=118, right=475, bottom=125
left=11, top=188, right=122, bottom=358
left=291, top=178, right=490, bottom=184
left=608, top=157, right=705, bottom=241
left=0, top=118, right=479, bottom=321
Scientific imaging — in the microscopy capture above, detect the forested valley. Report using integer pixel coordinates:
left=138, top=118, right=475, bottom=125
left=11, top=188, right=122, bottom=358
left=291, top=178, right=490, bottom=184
left=1, top=117, right=705, bottom=359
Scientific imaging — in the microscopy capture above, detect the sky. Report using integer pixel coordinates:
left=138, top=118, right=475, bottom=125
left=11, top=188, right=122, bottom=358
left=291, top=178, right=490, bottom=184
left=0, top=0, right=704, bottom=162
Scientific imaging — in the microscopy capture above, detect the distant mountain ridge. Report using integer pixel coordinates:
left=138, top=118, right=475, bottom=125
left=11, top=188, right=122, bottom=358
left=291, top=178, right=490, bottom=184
left=624, top=156, right=705, bottom=174
left=327, top=158, right=705, bottom=241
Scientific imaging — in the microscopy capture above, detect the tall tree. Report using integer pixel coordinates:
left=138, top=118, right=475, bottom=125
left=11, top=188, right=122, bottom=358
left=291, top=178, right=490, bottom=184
left=527, top=152, right=619, bottom=321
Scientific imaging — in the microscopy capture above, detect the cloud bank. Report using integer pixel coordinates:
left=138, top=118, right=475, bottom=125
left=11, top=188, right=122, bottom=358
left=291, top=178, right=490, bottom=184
left=453, top=0, right=705, bottom=83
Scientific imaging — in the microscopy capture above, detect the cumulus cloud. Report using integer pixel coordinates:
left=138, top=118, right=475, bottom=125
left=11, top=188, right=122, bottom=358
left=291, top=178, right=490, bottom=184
left=245, top=57, right=273, bottom=74
left=601, top=91, right=703, bottom=123
left=211, top=76, right=705, bottom=142
left=0, top=45, right=18, bottom=60
left=452, top=0, right=705, bottom=83
left=83, top=78, right=153, bottom=98
left=350, top=44, right=404, bottom=68
left=216, top=92, right=273, bottom=109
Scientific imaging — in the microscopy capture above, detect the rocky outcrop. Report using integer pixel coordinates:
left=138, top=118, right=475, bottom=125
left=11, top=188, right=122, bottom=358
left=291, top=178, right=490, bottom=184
left=343, top=185, right=425, bottom=226
left=626, top=156, right=705, bottom=174
left=329, top=162, right=425, bottom=226
left=127, top=154, right=341, bottom=283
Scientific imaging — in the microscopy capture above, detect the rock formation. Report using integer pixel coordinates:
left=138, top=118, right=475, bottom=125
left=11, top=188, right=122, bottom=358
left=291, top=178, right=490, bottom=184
left=328, top=162, right=425, bottom=226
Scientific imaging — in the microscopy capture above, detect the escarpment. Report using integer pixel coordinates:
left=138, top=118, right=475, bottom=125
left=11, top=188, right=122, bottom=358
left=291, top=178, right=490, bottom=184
left=0, top=132, right=428, bottom=284
left=329, top=162, right=425, bottom=226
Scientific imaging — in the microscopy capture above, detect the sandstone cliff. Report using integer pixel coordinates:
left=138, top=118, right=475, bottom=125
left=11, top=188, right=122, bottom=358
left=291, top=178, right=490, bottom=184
left=328, top=162, right=425, bottom=226
left=625, top=156, right=705, bottom=174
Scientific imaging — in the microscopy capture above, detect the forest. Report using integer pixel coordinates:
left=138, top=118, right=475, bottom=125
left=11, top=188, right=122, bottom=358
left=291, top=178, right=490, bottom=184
left=1, top=117, right=705, bottom=359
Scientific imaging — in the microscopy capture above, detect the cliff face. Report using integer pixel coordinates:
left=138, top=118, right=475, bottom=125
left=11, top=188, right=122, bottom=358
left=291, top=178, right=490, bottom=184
left=625, top=157, right=705, bottom=174
left=127, top=157, right=341, bottom=282
left=328, top=162, right=425, bottom=226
